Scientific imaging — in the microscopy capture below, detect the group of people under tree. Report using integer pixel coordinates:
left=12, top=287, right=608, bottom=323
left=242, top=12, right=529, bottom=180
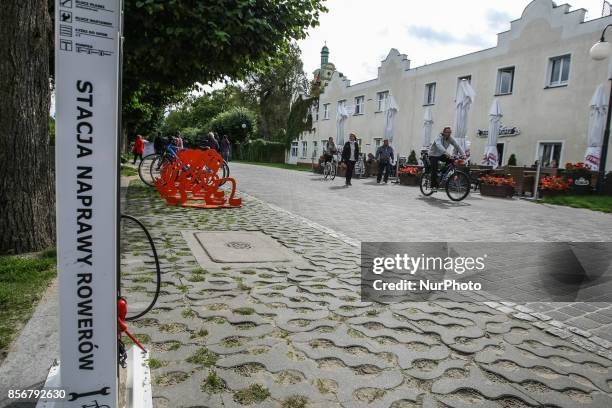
left=131, top=131, right=232, bottom=164
left=321, top=126, right=465, bottom=189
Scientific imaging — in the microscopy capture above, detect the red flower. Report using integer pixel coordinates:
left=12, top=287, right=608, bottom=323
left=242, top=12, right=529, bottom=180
left=479, top=176, right=515, bottom=187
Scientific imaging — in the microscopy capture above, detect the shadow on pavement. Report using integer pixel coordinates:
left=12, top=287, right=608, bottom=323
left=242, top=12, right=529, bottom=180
left=329, top=185, right=349, bottom=190
left=416, top=195, right=471, bottom=209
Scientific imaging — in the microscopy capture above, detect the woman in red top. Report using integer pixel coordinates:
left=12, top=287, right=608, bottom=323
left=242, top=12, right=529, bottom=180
left=132, top=135, right=145, bottom=164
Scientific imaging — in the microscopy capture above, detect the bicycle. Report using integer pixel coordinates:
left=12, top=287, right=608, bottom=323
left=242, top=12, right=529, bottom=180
left=419, top=152, right=471, bottom=202
left=322, top=155, right=337, bottom=180
left=354, top=153, right=366, bottom=179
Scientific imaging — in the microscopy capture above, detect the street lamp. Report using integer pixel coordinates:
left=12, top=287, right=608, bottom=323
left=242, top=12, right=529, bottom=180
left=590, top=24, right=612, bottom=194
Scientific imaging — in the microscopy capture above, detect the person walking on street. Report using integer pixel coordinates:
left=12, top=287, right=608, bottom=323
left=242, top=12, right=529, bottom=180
left=175, top=131, right=184, bottom=149
left=375, top=138, right=394, bottom=183
left=132, top=134, right=145, bottom=164
left=153, top=131, right=164, bottom=155
left=220, top=135, right=231, bottom=162
left=341, top=133, right=359, bottom=186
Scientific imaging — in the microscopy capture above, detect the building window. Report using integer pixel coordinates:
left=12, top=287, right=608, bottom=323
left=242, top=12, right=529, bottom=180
left=547, top=55, right=570, bottom=87
left=538, top=142, right=562, bottom=168
left=290, top=142, right=298, bottom=157
left=313, top=107, right=319, bottom=122
left=337, top=99, right=346, bottom=111
left=312, top=141, right=318, bottom=157
left=458, top=75, right=472, bottom=83
left=355, top=96, right=365, bottom=115
left=301, top=141, right=307, bottom=158
left=496, top=67, right=514, bottom=95
left=376, top=91, right=389, bottom=111
left=374, top=138, right=382, bottom=149
left=323, top=103, right=330, bottom=120
left=424, top=82, right=436, bottom=105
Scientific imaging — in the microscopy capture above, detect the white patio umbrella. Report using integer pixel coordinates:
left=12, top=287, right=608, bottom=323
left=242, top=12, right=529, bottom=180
left=336, top=103, right=348, bottom=146
left=483, top=99, right=502, bottom=169
left=384, top=94, right=399, bottom=143
left=422, top=106, right=434, bottom=150
left=454, top=79, right=476, bottom=158
left=585, top=84, right=608, bottom=170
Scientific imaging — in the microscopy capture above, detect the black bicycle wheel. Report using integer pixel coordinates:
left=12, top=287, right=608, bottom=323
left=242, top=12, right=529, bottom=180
left=330, top=163, right=336, bottom=180
left=323, top=163, right=330, bottom=180
left=149, top=155, right=163, bottom=184
left=446, top=171, right=470, bottom=201
left=419, top=173, right=435, bottom=196
left=138, top=154, right=159, bottom=187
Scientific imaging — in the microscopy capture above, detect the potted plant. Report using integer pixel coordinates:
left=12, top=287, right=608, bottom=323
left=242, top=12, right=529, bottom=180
left=407, top=150, right=418, bottom=165
left=539, top=175, right=571, bottom=198
left=398, top=166, right=420, bottom=186
left=479, top=175, right=516, bottom=198
left=564, top=162, right=593, bottom=195
left=507, top=154, right=517, bottom=166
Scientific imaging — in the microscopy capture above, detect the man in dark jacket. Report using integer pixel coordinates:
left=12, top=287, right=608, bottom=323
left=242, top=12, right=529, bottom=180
left=341, top=133, right=360, bottom=186
left=375, top=139, right=394, bottom=183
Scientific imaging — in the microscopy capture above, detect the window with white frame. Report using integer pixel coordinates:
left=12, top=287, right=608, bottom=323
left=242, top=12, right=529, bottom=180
left=376, top=91, right=389, bottom=111
left=312, top=141, right=318, bottom=157
left=547, top=55, right=570, bottom=87
left=354, top=96, right=365, bottom=114
left=496, top=67, right=515, bottom=95
left=538, top=142, right=562, bottom=168
left=374, top=138, right=382, bottom=149
left=301, top=141, right=307, bottom=158
left=290, top=142, right=298, bottom=157
left=424, top=82, right=436, bottom=105
left=323, top=103, right=330, bottom=119
left=458, top=75, right=472, bottom=83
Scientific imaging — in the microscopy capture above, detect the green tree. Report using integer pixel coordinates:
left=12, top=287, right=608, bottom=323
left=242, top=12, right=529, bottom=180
left=122, top=0, right=326, bottom=134
left=242, top=44, right=309, bottom=141
left=209, top=107, right=257, bottom=143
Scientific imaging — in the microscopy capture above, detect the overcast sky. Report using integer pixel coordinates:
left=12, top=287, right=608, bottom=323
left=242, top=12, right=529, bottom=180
left=297, top=0, right=605, bottom=84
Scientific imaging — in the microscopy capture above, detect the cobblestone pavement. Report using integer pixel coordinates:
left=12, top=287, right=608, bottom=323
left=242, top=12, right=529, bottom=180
left=229, top=164, right=612, bottom=343
left=121, top=179, right=612, bottom=408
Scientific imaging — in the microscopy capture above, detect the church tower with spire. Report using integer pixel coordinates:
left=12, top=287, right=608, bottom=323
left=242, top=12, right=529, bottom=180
left=312, top=43, right=338, bottom=92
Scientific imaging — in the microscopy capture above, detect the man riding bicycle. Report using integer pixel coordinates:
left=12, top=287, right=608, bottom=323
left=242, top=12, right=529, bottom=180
left=428, top=127, right=465, bottom=189
left=323, top=137, right=337, bottom=163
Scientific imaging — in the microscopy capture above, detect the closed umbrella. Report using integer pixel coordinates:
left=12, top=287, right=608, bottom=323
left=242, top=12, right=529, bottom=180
left=454, top=79, right=476, bottom=158
left=336, top=103, right=348, bottom=146
left=422, top=106, right=434, bottom=150
left=384, top=94, right=399, bottom=143
left=483, top=99, right=502, bottom=169
left=585, top=84, right=608, bottom=170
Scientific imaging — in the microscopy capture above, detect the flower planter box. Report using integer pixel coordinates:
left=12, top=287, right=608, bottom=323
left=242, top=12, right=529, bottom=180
left=398, top=173, right=419, bottom=186
left=566, top=171, right=594, bottom=195
left=480, top=183, right=515, bottom=198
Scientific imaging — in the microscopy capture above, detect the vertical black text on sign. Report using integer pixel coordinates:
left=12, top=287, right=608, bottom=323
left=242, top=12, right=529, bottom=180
left=75, top=80, right=95, bottom=370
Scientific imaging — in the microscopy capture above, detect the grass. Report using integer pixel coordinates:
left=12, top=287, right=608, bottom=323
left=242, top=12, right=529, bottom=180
left=234, top=384, right=271, bottom=405
left=202, top=370, right=225, bottom=394
left=282, top=395, right=308, bottom=408
left=120, top=165, right=138, bottom=177
left=234, top=161, right=313, bottom=172
left=0, top=249, right=57, bottom=359
left=538, top=195, right=612, bottom=213
left=186, top=347, right=218, bottom=367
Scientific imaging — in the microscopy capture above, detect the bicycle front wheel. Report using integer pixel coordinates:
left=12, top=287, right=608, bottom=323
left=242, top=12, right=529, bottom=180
left=139, top=154, right=159, bottom=187
left=419, top=173, right=435, bottom=196
left=446, top=171, right=470, bottom=201
left=330, top=163, right=337, bottom=180
left=323, top=163, right=330, bottom=180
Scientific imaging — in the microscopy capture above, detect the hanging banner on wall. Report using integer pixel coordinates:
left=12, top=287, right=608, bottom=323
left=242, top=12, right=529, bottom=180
left=54, top=0, right=121, bottom=406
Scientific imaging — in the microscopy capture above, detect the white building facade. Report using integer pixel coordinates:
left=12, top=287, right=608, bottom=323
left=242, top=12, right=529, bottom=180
left=288, top=0, right=612, bottom=172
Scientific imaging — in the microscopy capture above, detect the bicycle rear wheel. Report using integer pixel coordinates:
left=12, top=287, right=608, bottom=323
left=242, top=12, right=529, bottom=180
left=419, top=173, right=435, bottom=196
left=446, top=171, right=470, bottom=201
left=139, top=154, right=159, bottom=187
left=330, top=163, right=337, bottom=180
left=149, top=155, right=165, bottom=184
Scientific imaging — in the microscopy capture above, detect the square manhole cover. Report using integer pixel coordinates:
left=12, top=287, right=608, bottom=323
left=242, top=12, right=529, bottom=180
left=182, top=230, right=308, bottom=270
left=196, top=231, right=293, bottom=263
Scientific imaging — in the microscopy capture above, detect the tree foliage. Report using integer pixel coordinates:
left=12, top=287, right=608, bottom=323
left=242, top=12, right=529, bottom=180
left=286, top=96, right=315, bottom=147
left=242, top=44, right=309, bottom=141
left=208, top=107, right=257, bottom=143
left=122, top=0, right=326, bottom=134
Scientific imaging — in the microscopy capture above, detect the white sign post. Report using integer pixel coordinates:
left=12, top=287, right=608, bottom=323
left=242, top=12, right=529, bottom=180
left=49, top=0, right=122, bottom=406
